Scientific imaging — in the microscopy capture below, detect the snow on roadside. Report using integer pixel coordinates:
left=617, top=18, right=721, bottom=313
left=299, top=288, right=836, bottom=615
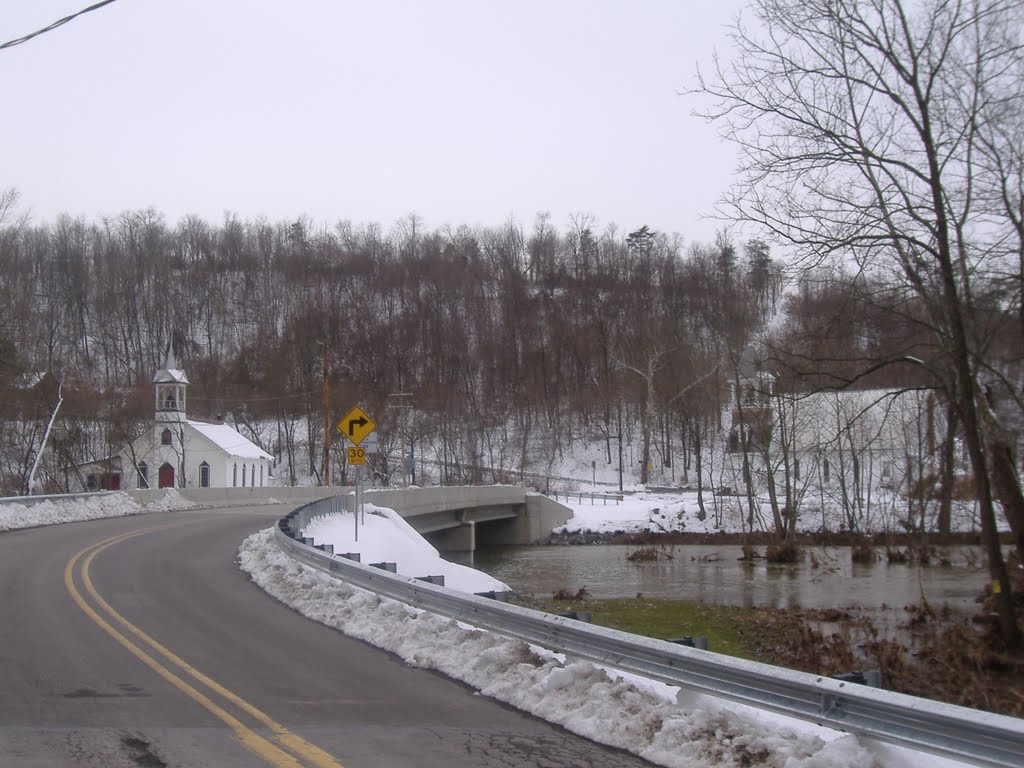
left=302, top=506, right=510, bottom=594
left=239, top=527, right=882, bottom=768
left=0, top=489, right=194, bottom=531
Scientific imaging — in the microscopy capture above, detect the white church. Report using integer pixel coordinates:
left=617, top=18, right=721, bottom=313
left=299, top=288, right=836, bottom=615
left=78, top=356, right=274, bottom=491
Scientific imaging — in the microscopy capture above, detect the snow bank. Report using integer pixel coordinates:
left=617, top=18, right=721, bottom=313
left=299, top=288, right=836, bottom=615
left=0, top=489, right=193, bottom=531
left=302, top=506, right=509, bottom=594
left=239, top=528, right=885, bottom=768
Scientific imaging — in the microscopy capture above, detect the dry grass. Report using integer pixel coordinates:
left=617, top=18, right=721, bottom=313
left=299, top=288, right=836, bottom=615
left=765, top=541, right=800, bottom=563
left=552, top=586, right=590, bottom=601
left=626, top=545, right=674, bottom=562
left=851, top=543, right=875, bottom=563
left=745, top=603, right=1024, bottom=717
left=885, top=547, right=910, bottom=564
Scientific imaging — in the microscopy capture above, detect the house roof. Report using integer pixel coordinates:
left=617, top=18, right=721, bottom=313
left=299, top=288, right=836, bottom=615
left=188, top=420, right=273, bottom=460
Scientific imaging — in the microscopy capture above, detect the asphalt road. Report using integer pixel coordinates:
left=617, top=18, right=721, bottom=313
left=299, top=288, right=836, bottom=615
left=0, top=505, right=653, bottom=767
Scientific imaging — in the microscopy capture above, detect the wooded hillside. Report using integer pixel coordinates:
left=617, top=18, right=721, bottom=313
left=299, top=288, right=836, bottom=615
left=0, top=202, right=1015, bottom=499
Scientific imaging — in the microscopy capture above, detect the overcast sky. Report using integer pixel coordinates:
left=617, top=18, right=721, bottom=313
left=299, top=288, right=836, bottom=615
left=1, top=1, right=746, bottom=244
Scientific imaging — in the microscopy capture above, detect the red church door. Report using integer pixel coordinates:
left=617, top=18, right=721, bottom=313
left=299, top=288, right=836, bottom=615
left=158, top=463, right=175, bottom=489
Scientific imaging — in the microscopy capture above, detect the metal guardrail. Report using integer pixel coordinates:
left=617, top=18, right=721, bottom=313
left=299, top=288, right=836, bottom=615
left=547, top=490, right=623, bottom=505
left=274, top=498, right=1024, bottom=768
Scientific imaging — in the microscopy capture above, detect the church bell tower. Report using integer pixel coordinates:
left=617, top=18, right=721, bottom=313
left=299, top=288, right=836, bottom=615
left=153, top=349, right=189, bottom=425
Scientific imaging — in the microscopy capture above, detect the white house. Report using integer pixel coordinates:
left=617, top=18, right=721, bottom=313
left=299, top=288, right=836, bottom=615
left=78, top=355, right=273, bottom=491
left=724, top=380, right=943, bottom=498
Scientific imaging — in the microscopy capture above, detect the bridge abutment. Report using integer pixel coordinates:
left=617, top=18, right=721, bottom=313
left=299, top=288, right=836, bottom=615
left=429, top=521, right=476, bottom=553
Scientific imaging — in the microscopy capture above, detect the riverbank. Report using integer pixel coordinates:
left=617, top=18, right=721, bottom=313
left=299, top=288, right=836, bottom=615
left=523, top=593, right=1024, bottom=719
left=547, top=529, right=1010, bottom=547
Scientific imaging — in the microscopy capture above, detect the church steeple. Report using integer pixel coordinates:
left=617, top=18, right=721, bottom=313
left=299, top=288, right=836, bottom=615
left=153, top=348, right=189, bottom=424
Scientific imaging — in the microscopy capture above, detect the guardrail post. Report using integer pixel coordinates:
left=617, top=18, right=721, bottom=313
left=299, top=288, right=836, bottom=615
left=668, top=636, right=709, bottom=650
left=831, top=670, right=882, bottom=688
left=556, top=611, right=593, bottom=623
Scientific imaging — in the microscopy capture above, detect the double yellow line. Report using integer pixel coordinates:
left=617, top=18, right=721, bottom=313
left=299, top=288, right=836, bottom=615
left=64, top=525, right=345, bottom=768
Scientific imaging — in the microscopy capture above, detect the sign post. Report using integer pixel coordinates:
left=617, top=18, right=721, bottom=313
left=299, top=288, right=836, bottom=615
left=337, top=405, right=377, bottom=541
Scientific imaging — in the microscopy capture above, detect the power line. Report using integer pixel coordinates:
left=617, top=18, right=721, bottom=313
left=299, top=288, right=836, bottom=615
left=1, top=1, right=120, bottom=51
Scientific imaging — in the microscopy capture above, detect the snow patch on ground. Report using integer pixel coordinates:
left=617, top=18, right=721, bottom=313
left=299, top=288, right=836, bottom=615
left=553, top=489, right=992, bottom=536
left=0, top=489, right=194, bottom=531
left=238, top=528, right=881, bottom=768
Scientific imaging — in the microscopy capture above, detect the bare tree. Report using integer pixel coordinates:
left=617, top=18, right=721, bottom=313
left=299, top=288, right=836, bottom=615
left=693, top=0, right=1024, bottom=646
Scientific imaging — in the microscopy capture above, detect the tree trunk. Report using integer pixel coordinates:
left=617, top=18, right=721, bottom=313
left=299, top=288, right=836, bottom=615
left=937, top=399, right=957, bottom=536
left=980, top=393, right=1024, bottom=562
left=694, top=423, right=706, bottom=521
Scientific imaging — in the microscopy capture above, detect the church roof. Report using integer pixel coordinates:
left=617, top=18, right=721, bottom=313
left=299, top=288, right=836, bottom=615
left=187, top=420, right=273, bottom=460
left=153, top=348, right=189, bottom=384
left=153, top=368, right=189, bottom=384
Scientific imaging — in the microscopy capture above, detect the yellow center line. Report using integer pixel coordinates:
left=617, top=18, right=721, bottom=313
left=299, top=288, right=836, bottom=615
left=65, top=524, right=344, bottom=768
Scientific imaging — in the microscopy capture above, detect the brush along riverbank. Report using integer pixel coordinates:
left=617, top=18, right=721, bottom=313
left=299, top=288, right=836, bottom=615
left=515, top=593, right=1024, bottom=718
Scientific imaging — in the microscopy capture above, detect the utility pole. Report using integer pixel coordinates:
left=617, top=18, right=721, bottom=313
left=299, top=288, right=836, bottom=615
left=321, top=338, right=330, bottom=487
left=617, top=398, right=624, bottom=493
left=27, top=381, right=63, bottom=495
left=387, top=392, right=413, bottom=487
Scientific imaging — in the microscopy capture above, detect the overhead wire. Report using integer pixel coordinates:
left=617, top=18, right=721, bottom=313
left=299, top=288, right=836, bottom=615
left=0, top=0, right=120, bottom=51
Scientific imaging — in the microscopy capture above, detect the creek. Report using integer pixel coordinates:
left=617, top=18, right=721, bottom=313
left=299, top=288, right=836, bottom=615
left=471, top=544, right=993, bottom=615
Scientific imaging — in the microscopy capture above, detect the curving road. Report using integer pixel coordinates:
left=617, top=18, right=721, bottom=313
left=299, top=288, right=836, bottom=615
left=0, top=505, right=652, bottom=767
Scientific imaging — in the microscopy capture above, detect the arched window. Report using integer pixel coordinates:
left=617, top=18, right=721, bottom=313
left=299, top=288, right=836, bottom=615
left=794, top=459, right=800, bottom=481
left=260, top=464, right=264, bottom=487
left=250, top=464, right=255, bottom=487
left=199, top=462, right=210, bottom=488
left=161, top=428, right=172, bottom=446
left=233, top=463, right=238, bottom=487
left=138, top=462, right=149, bottom=489
left=823, top=458, right=831, bottom=483
left=242, top=464, right=247, bottom=487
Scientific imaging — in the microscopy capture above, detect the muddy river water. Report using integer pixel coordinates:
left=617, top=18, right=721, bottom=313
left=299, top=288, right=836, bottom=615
left=471, top=544, right=996, bottom=614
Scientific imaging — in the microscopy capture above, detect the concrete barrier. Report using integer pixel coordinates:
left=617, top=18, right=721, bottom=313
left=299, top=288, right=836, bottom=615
left=123, top=486, right=339, bottom=506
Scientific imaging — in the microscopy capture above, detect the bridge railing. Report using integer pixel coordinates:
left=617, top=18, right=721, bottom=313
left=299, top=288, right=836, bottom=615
left=547, top=490, right=623, bottom=505
left=275, top=496, right=1023, bottom=768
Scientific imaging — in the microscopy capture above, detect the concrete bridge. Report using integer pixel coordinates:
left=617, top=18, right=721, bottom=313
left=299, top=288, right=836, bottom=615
left=125, top=485, right=572, bottom=552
